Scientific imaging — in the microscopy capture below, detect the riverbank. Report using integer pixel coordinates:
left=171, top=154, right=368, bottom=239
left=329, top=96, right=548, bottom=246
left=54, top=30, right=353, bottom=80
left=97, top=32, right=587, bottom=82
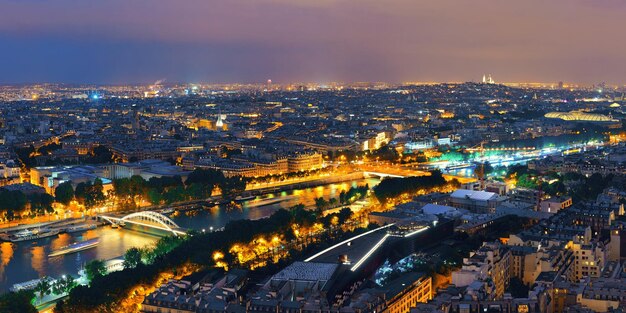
left=0, top=175, right=380, bottom=292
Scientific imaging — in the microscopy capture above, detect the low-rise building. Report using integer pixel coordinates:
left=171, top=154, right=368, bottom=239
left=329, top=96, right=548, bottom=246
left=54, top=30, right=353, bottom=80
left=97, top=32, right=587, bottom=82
left=142, top=270, right=248, bottom=313
left=449, top=189, right=503, bottom=214
left=539, top=196, right=573, bottom=214
left=451, top=242, right=511, bottom=300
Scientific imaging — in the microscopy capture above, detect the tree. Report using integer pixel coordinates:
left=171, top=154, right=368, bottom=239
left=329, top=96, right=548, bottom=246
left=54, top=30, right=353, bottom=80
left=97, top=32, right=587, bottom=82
left=0, top=190, right=28, bottom=220
left=339, top=191, right=347, bottom=204
left=186, top=183, right=211, bottom=200
left=129, top=175, right=146, bottom=196
left=220, top=176, right=246, bottom=198
left=314, top=197, right=328, bottom=211
left=474, top=161, right=494, bottom=179
left=75, top=179, right=105, bottom=209
left=370, top=144, right=400, bottom=162
left=55, top=182, right=74, bottom=205
left=52, top=275, right=77, bottom=295
left=186, top=168, right=223, bottom=186
left=0, top=290, right=38, bottom=313
left=29, top=193, right=55, bottom=215
left=34, top=278, right=51, bottom=299
left=373, top=170, right=447, bottom=202
left=112, top=178, right=132, bottom=198
left=123, top=247, right=142, bottom=269
left=84, top=259, right=107, bottom=282
left=61, top=275, right=77, bottom=293
left=291, top=205, right=316, bottom=227
left=338, top=208, right=353, bottom=224
left=147, top=189, right=163, bottom=205
left=329, top=198, right=338, bottom=207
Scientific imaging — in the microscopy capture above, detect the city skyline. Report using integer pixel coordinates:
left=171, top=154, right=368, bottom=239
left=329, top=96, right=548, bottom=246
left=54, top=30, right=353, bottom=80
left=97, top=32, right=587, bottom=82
left=2, top=0, right=626, bottom=84
left=3, top=1, right=626, bottom=312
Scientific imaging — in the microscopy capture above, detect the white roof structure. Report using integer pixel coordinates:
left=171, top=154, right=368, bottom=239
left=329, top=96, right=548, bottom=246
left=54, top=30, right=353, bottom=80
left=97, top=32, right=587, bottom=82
left=544, top=111, right=618, bottom=122
left=422, top=203, right=457, bottom=215
left=450, top=189, right=498, bottom=201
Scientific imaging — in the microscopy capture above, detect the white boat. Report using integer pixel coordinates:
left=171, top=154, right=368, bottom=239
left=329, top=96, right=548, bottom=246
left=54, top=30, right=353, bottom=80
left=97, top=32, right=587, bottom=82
left=49, top=238, right=100, bottom=257
left=10, top=228, right=60, bottom=242
left=10, top=276, right=53, bottom=292
left=235, top=195, right=256, bottom=202
left=65, top=224, right=97, bottom=233
left=246, top=195, right=296, bottom=208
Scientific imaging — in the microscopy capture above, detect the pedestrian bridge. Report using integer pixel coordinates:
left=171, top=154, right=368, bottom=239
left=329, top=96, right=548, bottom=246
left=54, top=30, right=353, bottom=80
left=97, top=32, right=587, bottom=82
left=363, top=171, right=405, bottom=179
left=99, top=211, right=187, bottom=236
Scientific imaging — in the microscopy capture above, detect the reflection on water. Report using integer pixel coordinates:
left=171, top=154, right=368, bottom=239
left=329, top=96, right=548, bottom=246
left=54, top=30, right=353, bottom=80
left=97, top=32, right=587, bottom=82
left=0, top=243, right=14, bottom=280
left=0, top=227, right=160, bottom=292
left=50, top=233, right=72, bottom=251
left=30, top=246, right=46, bottom=278
left=0, top=177, right=379, bottom=291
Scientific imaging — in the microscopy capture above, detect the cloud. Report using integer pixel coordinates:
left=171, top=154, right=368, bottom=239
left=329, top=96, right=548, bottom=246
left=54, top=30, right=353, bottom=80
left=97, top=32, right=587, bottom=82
left=0, top=0, right=625, bottom=83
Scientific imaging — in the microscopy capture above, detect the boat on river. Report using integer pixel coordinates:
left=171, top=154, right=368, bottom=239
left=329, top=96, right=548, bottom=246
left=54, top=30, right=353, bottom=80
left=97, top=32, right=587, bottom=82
left=65, top=223, right=97, bottom=233
left=49, top=238, right=100, bottom=257
left=10, top=276, right=54, bottom=292
left=235, top=195, right=256, bottom=202
left=245, top=195, right=296, bottom=208
left=9, top=228, right=61, bottom=242
left=161, top=208, right=175, bottom=214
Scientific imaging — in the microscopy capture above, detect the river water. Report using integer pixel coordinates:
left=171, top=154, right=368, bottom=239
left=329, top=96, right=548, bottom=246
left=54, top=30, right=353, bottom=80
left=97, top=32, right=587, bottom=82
left=0, top=178, right=380, bottom=292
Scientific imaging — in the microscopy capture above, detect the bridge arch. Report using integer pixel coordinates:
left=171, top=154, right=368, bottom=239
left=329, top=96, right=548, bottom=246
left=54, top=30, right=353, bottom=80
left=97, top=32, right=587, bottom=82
left=363, top=171, right=405, bottom=179
left=100, top=211, right=184, bottom=235
left=120, top=211, right=180, bottom=231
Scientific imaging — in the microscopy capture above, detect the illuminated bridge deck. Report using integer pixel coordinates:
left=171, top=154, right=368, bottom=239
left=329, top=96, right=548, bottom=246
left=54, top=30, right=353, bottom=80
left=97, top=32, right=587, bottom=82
left=98, top=211, right=188, bottom=236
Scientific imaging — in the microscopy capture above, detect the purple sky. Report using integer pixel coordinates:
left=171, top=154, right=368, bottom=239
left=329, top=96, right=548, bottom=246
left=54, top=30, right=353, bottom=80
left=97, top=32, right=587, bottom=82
left=1, top=0, right=625, bottom=84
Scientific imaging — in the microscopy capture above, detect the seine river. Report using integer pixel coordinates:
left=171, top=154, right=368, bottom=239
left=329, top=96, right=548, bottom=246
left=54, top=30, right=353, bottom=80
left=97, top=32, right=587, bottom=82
left=0, top=178, right=380, bottom=292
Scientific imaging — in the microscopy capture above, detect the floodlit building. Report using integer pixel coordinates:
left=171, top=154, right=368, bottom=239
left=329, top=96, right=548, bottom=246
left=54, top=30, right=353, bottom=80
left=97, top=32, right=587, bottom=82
left=449, top=189, right=503, bottom=213
left=544, top=111, right=619, bottom=123
left=539, top=196, right=573, bottom=214
left=0, top=159, right=20, bottom=186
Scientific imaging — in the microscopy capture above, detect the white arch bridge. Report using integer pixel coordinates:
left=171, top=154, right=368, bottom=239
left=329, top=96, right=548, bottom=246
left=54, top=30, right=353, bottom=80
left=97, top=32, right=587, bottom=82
left=99, top=211, right=187, bottom=236
left=363, top=171, right=405, bottom=179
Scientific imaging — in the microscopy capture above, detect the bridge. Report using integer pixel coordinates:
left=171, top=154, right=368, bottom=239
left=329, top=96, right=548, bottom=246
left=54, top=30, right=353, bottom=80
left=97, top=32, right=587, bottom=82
left=465, top=146, right=536, bottom=153
left=363, top=171, right=405, bottom=179
left=99, top=211, right=187, bottom=236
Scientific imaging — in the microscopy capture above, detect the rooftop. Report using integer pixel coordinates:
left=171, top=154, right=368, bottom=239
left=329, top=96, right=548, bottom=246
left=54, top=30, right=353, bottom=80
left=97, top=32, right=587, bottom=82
left=451, top=189, right=498, bottom=201
left=272, top=262, right=339, bottom=282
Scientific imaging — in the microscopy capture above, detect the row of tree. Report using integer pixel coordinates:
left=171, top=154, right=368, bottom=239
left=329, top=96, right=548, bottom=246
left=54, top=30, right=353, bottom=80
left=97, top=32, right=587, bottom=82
left=507, top=164, right=614, bottom=201
left=247, top=167, right=329, bottom=184
left=328, top=144, right=400, bottom=162
left=314, top=184, right=369, bottom=211
left=0, top=189, right=54, bottom=221
left=52, top=168, right=248, bottom=210
left=53, top=179, right=106, bottom=209
left=112, top=168, right=246, bottom=208
left=373, top=170, right=451, bottom=202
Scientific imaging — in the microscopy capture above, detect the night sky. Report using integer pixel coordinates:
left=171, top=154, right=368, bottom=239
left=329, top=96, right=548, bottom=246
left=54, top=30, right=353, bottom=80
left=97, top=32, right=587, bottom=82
left=1, top=0, right=625, bottom=84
